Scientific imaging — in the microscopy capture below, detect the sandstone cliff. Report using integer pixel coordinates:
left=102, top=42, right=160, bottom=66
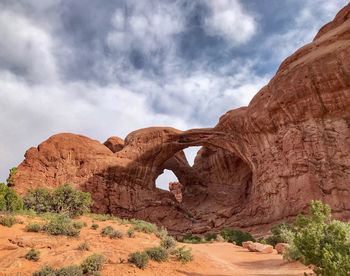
left=11, top=4, right=350, bottom=234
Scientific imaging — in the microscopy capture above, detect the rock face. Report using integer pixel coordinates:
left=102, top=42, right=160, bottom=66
left=11, top=5, right=350, bottom=234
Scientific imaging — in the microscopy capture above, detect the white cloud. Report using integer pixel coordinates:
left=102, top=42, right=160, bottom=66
left=107, top=1, right=184, bottom=54
left=204, top=0, right=256, bottom=45
left=0, top=9, right=57, bottom=83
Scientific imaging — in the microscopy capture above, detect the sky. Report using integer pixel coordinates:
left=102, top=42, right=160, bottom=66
left=0, top=0, right=348, bottom=189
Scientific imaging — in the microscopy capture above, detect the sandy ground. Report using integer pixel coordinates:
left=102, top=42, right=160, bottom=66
left=0, top=215, right=311, bottom=276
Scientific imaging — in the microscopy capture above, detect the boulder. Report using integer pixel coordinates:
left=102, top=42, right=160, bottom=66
left=275, top=243, right=289, bottom=254
left=247, top=243, right=274, bottom=254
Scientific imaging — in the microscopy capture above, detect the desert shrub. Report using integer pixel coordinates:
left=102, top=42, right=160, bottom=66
left=51, top=184, right=92, bottom=217
left=72, top=221, right=86, bottom=230
left=77, top=242, right=89, bottom=251
left=172, top=246, right=193, bottom=263
left=127, top=228, right=135, bottom=238
left=91, top=223, right=99, bottom=230
left=80, top=253, right=106, bottom=274
left=109, top=229, right=123, bottom=239
left=0, top=214, right=16, bottom=227
left=87, top=213, right=112, bottom=221
left=216, top=234, right=225, bottom=242
left=283, top=200, right=350, bottom=276
left=0, top=183, right=23, bottom=211
left=155, top=227, right=168, bottom=239
left=220, top=228, right=254, bottom=246
left=160, top=235, right=177, bottom=249
left=130, top=219, right=157, bottom=233
left=25, top=222, right=41, bottom=232
left=56, top=265, right=83, bottom=276
left=43, top=214, right=80, bottom=237
left=24, top=187, right=52, bottom=213
left=25, top=248, right=40, bottom=261
left=204, top=232, right=217, bottom=242
left=182, top=234, right=203, bottom=244
left=145, top=246, right=168, bottom=262
left=32, top=266, right=56, bottom=276
left=128, top=251, right=149, bottom=269
left=101, top=225, right=114, bottom=236
left=265, top=223, right=292, bottom=246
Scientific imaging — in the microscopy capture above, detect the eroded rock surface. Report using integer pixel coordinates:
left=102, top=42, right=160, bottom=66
left=11, top=4, right=350, bottom=234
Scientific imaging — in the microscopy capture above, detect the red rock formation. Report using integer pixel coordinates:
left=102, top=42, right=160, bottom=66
left=11, top=4, right=350, bottom=234
left=169, top=182, right=183, bottom=202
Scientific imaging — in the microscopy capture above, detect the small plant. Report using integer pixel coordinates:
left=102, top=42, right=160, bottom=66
left=155, top=227, right=168, bottom=239
left=145, top=246, right=168, bottom=262
left=101, top=225, right=114, bottom=236
left=32, top=266, right=56, bottom=276
left=127, top=228, right=135, bottom=238
left=25, top=248, right=40, bottom=261
left=0, top=215, right=16, bottom=227
left=91, top=223, right=99, bottom=230
left=56, top=265, right=83, bottom=276
left=72, top=221, right=86, bottom=230
left=43, top=214, right=80, bottom=237
left=87, top=213, right=112, bottom=221
left=182, top=234, right=203, bottom=244
left=25, top=223, right=41, bottom=232
left=128, top=251, right=149, bottom=269
left=160, top=235, right=177, bottom=249
left=220, top=228, right=254, bottom=246
left=77, top=242, right=90, bottom=251
left=215, top=234, right=225, bottom=242
left=204, top=232, right=217, bottom=242
left=130, top=219, right=157, bottom=233
left=172, top=246, right=193, bottom=263
left=80, top=253, right=106, bottom=274
left=109, top=229, right=123, bottom=239
left=265, top=223, right=292, bottom=246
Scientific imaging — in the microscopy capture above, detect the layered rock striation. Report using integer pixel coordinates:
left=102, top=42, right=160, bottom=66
left=11, top=4, right=350, bottom=234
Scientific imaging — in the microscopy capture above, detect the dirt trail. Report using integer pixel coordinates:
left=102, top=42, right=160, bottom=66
left=187, top=243, right=310, bottom=276
left=0, top=216, right=311, bottom=276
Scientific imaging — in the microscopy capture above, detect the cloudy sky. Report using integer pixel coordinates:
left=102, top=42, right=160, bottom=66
left=0, top=0, right=348, bottom=188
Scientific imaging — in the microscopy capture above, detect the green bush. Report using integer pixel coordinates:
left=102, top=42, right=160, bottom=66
left=77, top=242, right=89, bottom=251
left=145, top=246, right=168, bottom=262
left=56, top=265, right=83, bottom=276
left=24, top=187, right=52, bottom=213
left=265, top=223, right=292, bottom=246
left=32, top=266, right=56, bottom=276
left=172, top=246, right=193, bottom=263
left=109, top=229, right=123, bottom=239
left=127, top=228, right=135, bottom=238
left=160, top=235, right=177, bottom=249
left=101, top=225, right=114, bottom=236
left=0, top=215, right=17, bottom=227
left=51, top=184, right=92, bottom=217
left=0, top=183, right=23, bottom=211
left=72, top=221, right=86, bottom=230
left=128, top=251, right=149, bottom=269
left=80, top=253, right=106, bottom=274
left=130, top=219, right=157, bottom=233
left=6, top=167, right=17, bottom=186
left=25, top=248, right=40, bottom=261
left=204, top=232, right=217, bottom=242
left=91, top=223, right=99, bottom=230
left=43, top=214, right=80, bottom=237
left=24, top=185, right=92, bottom=217
left=25, top=223, right=41, bottom=232
left=182, top=234, right=203, bottom=244
left=220, top=228, right=254, bottom=246
left=283, top=200, right=350, bottom=276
